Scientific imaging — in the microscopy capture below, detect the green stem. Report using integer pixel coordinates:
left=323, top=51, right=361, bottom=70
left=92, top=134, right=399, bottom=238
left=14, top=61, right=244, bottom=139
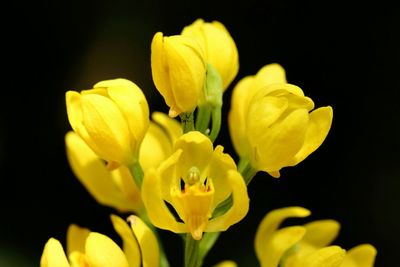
left=180, top=112, right=195, bottom=133
left=184, top=234, right=200, bottom=267
left=195, top=105, right=211, bottom=134
left=209, top=107, right=221, bottom=142
left=129, top=160, right=144, bottom=188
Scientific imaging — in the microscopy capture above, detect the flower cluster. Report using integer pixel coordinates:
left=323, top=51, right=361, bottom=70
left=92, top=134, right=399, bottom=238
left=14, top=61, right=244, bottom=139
left=41, top=18, right=376, bottom=267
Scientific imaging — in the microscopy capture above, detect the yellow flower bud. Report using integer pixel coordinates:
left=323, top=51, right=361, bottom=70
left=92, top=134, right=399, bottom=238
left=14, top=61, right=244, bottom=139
left=151, top=32, right=206, bottom=117
left=65, top=112, right=181, bottom=213
left=254, top=207, right=377, bottom=267
left=182, top=19, right=239, bottom=90
left=41, top=215, right=159, bottom=267
left=229, top=64, right=333, bottom=177
left=66, top=78, right=149, bottom=168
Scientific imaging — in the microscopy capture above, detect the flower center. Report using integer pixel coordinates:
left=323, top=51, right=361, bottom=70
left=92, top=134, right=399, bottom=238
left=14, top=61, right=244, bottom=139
left=172, top=166, right=214, bottom=240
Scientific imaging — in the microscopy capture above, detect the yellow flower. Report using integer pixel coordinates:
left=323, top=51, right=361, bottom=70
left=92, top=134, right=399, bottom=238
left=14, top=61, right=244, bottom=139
left=142, top=131, right=249, bottom=240
left=65, top=112, right=181, bottom=213
left=229, top=64, right=333, bottom=177
left=151, top=32, right=206, bottom=117
left=254, top=207, right=377, bottom=267
left=66, top=78, right=149, bottom=169
left=182, top=19, right=239, bottom=90
left=40, top=215, right=159, bottom=267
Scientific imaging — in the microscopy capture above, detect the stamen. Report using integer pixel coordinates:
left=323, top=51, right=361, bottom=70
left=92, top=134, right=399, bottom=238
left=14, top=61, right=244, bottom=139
left=186, top=166, right=201, bottom=185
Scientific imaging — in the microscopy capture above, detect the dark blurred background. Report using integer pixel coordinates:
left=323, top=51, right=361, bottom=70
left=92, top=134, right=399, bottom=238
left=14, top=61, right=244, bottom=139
left=1, top=0, right=399, bottom=266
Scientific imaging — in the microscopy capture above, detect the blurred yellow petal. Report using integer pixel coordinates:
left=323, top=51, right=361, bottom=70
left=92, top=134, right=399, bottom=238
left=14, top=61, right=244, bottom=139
left=259, top=226, right=306, bottom=267
left=152, top=111, right=182, bottom=142
left=255, top=206, right=311, bottom=262
left=65, top=132, right=139, bottom=212
left=140, top=122, right=173, bottom=171
left=85, top=232, right=129, bottom=267
left=66, top=224, right=90, bottom=255
left=40, top=238, right=70, bottom=267
left=228, top=76, right=254, bottom=157
left=296, top=246, right=346, bottom=267
left=254, top=109, right=309, bottom=172
left=110, top=166, right=142, bottom=212
left=142, top=168, right=187, bottom=233
left=214, top=260, right=237, bottom=267
left=341, top=244, right=377, bottom=267
left=291, top=106, right=333, bottom=166
left=111, top=215, right=141, bottom=267
left=302, top=220, right=340, bottom=248
left=206, top=170, right=249, bottom=232
left=128, top=215, right=160, bottom=267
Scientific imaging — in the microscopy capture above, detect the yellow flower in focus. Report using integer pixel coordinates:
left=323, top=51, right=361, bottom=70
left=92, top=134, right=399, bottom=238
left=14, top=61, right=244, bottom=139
left=254, top=207, right=377, bottom=267
left=66, top=78, right=149, bottom=169
left=182, top=19, right=239, bottom=90
left=40, top=215, right=159, bottom=267
left=229, top=64, right=333, bottom=177
left=142, top=131, right=249, bottom=240
left=151, top=32, right=206, bottom=117
left=65, top=112, right=181, bottom=213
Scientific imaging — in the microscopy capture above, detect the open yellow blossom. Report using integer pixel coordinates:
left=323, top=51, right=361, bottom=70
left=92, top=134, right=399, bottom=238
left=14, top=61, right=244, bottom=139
left=182, top=19, right=239, bottom=90
left=65, top=112, right=181, bottom=213
left=254, top=207, right=377, bottom=267
left=40, top=215, right=159, bottom=267
left=151, top=32, right=206, bottom=117
left=142, top=131, right=249, bottom=240
left=229, top=64, right=333, bottom=177
left=66, top=78, right=149, bottom=169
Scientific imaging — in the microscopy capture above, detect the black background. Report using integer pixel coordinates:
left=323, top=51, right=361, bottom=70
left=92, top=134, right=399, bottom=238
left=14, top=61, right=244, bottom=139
left=1, top=0, right=399, bottom=266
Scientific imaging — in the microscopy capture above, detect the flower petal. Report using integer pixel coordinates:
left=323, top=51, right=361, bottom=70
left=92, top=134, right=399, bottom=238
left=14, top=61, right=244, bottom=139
left=206, top=170, right=249, bottom=232
left=66, top=224, right=90, bottom=255
left=65, top=132, right=138, bottom=212
left=290, top=106, right=333, bottom=166
left=255, top=206, right=311, bottom=264
left=302, top=220, right=340, bottom=248
left=341, top=244, right=377, bottom=267
left=100, top=79, right=149, bottom=152
left=140, top=122, right=173, bottom=172
left=164, top=35, right=206, bottom=114
left=213, top=260, right=237, bottom=267
left=296, top=246, right=346, bottom=267
left=152, top=111, right=182, bottom=142
left=174, top=132, right=214, bottom=180
left=40, top=238, right=70, bottom=267
left=85, top=232, right=129, bottom=267
left=141, top=168, right=187, bottom=233
left=259, top=226, right=306, bottom=267
left=208, top=145, right=237, bottom=210
left=228, top=76, right=254, bottom=157
left=253, top=64, right=287, bottom=91
left=253, top=108, right=309, bottom=172
left=128, top=215, right=160, bottom=267
left=151, top=32, right=177, bottom=114
left=110, top=214, right=141, bottom=267
left=80, top=93, right=132, bottom=164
